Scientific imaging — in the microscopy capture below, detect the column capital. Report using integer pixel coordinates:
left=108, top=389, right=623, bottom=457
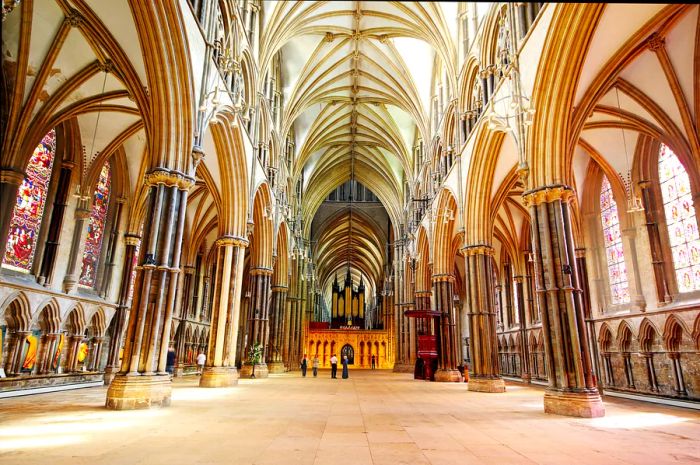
left=431, top=274, right=455, bottom=283
left=522, top=184, right=575, bottom=207
left=75, top=208, right=92, bottom=219
left=0, top=168, right=25, bottom=185
left=215, top=235, right=249, bottom=248
left=145, top=168, right=196, bottom=190
left=415, top=290, right=432, bottom=298
left=574, top=248, right=587, bottom=258
left=271, top=285, right=289, bottom=292
left=461, top=244, right=494, bottom=256
left=124, top=233, right=141, bottom=246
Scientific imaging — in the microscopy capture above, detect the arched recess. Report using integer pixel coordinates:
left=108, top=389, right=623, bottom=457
left=415, top=226, right=431, bottom=293
left=463, top=125, right=507, bottom=244
left=527, top=3, right=606, bottom=187
left=273, top=221, right=290, bottom=287
left=251, top=182, right=274, bottom=269
left=432, top=188, right=459, bottom=275
left=209, top=110, right=249, bottom=237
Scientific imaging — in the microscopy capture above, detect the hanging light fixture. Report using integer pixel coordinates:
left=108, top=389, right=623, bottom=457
left=614, top=86, right=644, bottom=213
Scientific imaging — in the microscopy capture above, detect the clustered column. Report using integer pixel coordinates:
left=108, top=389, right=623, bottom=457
left=241, top=267, right=273, bottom=378
left=463, top=244, right=506, bottom=393
left=200, top=236, right=247, bottom=387
left=432, top=275, right=461, bottom=382
left=267, top=285, right=288, bottom=373
left=106, top=172, right=190, bottom=409
left=104, top=233, right=140, bottom=384
left=524, top=185, right=604, bottom=418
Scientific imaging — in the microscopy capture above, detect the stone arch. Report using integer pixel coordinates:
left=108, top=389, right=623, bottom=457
left=638, top=318, right=660, bottom=353
left=598, top=324, right=614, bottom=353
left=35, top=299, right=61, bottom=334
left=273, top=221, right=290, bottom=287
left=662, top=315, right=686, bottom=352
left=617, top=321, right=634, bottom=353
left=415, top=226, right=431, bottom=293
left=251, top=182, right=274, bottom=269
left=1, top=292, right=32, bottom=332
left=63, top=305, right=87, bottom=337
left=87, top=308, right=107, bottom=338
left=432, top=188, right=459, bottom=275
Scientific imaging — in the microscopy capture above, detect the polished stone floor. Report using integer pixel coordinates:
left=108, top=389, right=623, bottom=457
left=1, top=371, right=699, bottom=465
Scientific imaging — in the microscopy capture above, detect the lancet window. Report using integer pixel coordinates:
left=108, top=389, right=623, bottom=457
left=3, top=130, right=57, bottom=272
left=599, top=175, right=630, bottom=304
left=658, top=144, right=700, bottom=293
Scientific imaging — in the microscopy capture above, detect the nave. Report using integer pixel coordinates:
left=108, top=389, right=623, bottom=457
left=1, top=372, right=699, bottom=465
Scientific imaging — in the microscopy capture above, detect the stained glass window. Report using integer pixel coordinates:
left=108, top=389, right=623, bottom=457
left=600, top=176, right=630, bottom=304
left=659, top=145, right=700, bottom=293
left=2, top=130, right=57, bottom=272
left=79, top=162, right=111, bottom=287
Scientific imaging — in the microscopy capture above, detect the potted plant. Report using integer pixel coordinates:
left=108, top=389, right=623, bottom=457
left=247, top=342, right=263, bottom=378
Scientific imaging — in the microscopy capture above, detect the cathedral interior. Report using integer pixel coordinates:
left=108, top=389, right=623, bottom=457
left=1, top=2, right=700, bottom=464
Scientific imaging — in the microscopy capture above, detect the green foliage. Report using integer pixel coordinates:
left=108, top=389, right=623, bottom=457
left=248, top=342, right=263, bottom=364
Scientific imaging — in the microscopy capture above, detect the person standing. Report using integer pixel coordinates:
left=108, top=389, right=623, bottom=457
left=196, top=351, right=206, bottom=375
left=330, top=354, right=338, bottom=379
left=166, top=346, right=177, bottom=377
left=371, top=354, right=376, bottom=370
left=312, top=355, right=319, bottom=377
left=342, top=355, right=349, bottom=379
left=301, top=354, right=308, bottom=377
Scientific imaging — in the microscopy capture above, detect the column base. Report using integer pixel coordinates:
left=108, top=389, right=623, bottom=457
left=105, top=374, right=171, bottom=410
left=468, top=377, right=506, bottom=393
left=544, top=389, right=605, bottom=418
left=239, top=363, right=269, bottom=379
left=103, top=366, right=118, bottom=385
left=393, top=363, right=413, bottom=373
left=434, top=369, right=462, bottom=382
left=199, top=366, right=238, bottom=387
left=266, top=361, right=286, bottom=374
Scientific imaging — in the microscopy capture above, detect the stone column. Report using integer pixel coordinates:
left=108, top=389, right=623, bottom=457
left=38, top=162, right=74, bottom=286
left=106, top=173, right=191, bottom=409
left=523, top=185, right=604, bottom=417
left=66, top=335, right=83, bottom=372
left=5, top=331, right=30, bottom=376
left=514, top=276, right=531, bottom=382
left=0, top=169, right=24, bottom=263
left=463, top=245, right=506, bottom=393
left=104, top=233, right=140, bottom=385
left=200, top=236, right=248, bottom=387
left=267, top=285, right=288, bottom=373
left=100, top=198, right=126, bottom=298
left=62, top=200, right=91, bottom=293
left=38, top=333, right=61, bottom=375
left=90, top=336, right=105, bottom=371
left=432, top=275, right=461, bottom=382
left=240, top=267, right=272, bottom=378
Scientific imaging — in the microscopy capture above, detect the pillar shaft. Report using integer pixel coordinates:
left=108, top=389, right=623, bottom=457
left=106, top=176, right=191, bottom=409
left=524, top=185, right=604, bottom=417
left=200, top=237, right=247, bottom=387
left=463, top=245, right=505, bottom=392
left=0, top=169, right=24, bottom=263
left=62, top=201, right=90, bottom=293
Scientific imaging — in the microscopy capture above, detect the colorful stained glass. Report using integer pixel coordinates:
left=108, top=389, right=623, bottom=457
left=79, top=162, right=111, bottom=287
left=2, top=130, right=57, bottom=272
left=599, top=176, right=630, bottom=304
left=659, top=144, right=700, bottom=293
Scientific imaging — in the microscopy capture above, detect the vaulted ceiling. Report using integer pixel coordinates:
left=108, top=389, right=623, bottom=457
left=261, top=1, right=459, bottom=229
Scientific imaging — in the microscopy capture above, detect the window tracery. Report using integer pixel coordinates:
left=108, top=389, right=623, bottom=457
left=599, top=175, right=630, bottom=304
left=3, top=130, right=57, bottom=272
left=658, top=144, right=700, bottom=293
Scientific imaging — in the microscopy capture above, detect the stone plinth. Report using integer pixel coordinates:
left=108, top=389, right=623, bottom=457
left=392, top=363, right=414, bottom=373
left=267, top=362, right=286, bottom=374
left=434, top=369, right=462, bottom=382
left=199, top=367, right=238, bottom=387
left=239, top=363, right=269, bottom=379
left=468, top=377, right=506, bottom=393
left=105, top=374, right=171, bottom=410
left=103, top=367, right=118, bottom=385
left=544, top=389, right=605, bottom=418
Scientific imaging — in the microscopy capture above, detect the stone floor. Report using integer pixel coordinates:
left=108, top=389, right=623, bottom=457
left=1, top=371, right=699, bottom=465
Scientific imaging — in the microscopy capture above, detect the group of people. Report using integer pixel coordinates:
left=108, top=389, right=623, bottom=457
left=300, top=354, right=351, bottom=379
